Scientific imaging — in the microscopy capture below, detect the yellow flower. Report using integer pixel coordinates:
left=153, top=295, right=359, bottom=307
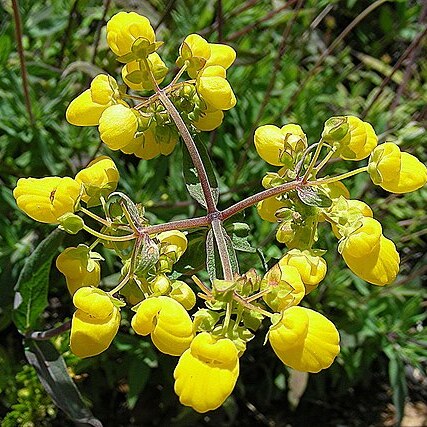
left=279, top=249, right=327, bottom=294
left=90, top=74, right=120, bottom=105
left=131, top=296, right=194, bottom=356
left=122, top=53, right=168, bottom=91
left=75, top=156, right=119, bottom=207
left=13, top=177, right=82, bottom=224
left=340, top=217, right=382, bottom=258
left=70, top=287, right=120, bottom=358
left=254, top=124, right=307, bottom=167
left=333, top=116, right=378, bottom=161
left=121, top=129, right=161, bottom=160
left=56, top=245, right=100, bottom=295
left=106, top=11, right=155, bottom=58
left=98, top=104, right=138, bottom=150
left=66, top=75, right=120, bottom=127
left=368, top=142, right=427, bottom=193
left=174, top=332, right=239, bottom=413
left=193, top=109, right=224, bottom=131
left=260, top=264, right=305, bottom=312
left=256, top=195, right=286, bottom=223
left=342, top=235, right=399, bottom=286
left=169, top=280, right=196, bottom=310
left=268, top=306, right=340, bottom=373
left=157, top=230, right=188, bottom=262
left=196, top=66, right=236, bottom=111
left=205, top=43, right=236, bottom=69
left=177, top=34, right=211, bottom=78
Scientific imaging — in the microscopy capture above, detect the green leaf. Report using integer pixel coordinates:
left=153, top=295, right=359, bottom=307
left=182, top=140, right=219, bottom=209
left=296, top=186, right=332, bottom=208
left=227, top=222, right=256, bottom=253
left=13, top=229, right=64, bottom=333
left=24, top=339, right=102, bottom=426
left=174, top=229, right=207, bottom=275
left=206, top=229, right=217, bottom=281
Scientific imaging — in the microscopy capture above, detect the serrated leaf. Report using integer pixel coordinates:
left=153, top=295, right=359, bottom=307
left=13, top=229, right=64, bottom=333
left=296, top=186, right=332, bottom=208
left=25, top=339, right=102, bottom=426
left=182, top=140, right=219, bottom=209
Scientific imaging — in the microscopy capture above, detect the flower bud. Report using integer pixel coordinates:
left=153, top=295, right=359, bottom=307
left=98, top=104, right=138, bottom=150
left=174, top=332, right=239, bottom=413
left=151, top=274, right=171, bottom=295
left=131, top=296, right=194, bottom=356
left=106, top=12, right=155, bottom=58
left=269, top=306, right=340, bottom=373
left=368, top=142, right=427, bottom=193
left=260, top=264, right=305, bottom=312
left=157, top=230, right=188, bottom=262
left=14, top=177, right=82, bottom=224
left=56, top=245, right=101, bottom=295
left=58, top=213, right=85, bottom=235
left=75, top=156, right=119, bottom=207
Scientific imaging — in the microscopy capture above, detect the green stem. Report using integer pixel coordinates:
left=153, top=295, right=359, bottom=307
left=233, top=293, right=272, bottom=318
left=222, top=301, right=233, bottom=335
left=211, top=218, right=233, bottom=280
left=308, top=166, right=368, bottom=186
left=302, top=139, right=324, bottom=183
left=82, top=224, right=136, bottom=242
left=108, top=271, right=131, bottom=295
left=313, top=146, right=337, bottom=176
left=80, top=206, right=110, bottom=227
left=170, top=63, right=188, bottom=86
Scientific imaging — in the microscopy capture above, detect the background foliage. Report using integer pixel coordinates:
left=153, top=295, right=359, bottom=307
left=0, top=0, right=426, bottom=425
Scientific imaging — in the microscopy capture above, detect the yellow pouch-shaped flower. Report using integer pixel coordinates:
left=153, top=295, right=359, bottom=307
left=340, top=217, right=382, bottom=258
left=122, top=53, right=168, bottom=91
left=169, top=280, right=196, bottom=310
left=279, top=249, right=327, bottom=294
left=368, top=143, right=427, bottom=193
left=256, top=195, right=286, bottom=223
left=269, top=306, right=340, bottom=373
left=56, top=245, right=100, bottom=295
left=75, top=156, right=119, bottom=207
left=106, top=11, right=155, bottom=58
left=196, top=66, right=236, bottom=111
left=14, top=176, right=81, bottom=224
left=335, top=116, right=378, bottom=160
left=157, top=230, right=188, bottom=262
left=177, top=34, right=211, bottom=78
left=174, top=332, right=239, bottom=413
left=131, top=296, right=194, bottom=356
left=99, top=104, right=138, bottom=150
left=205, top=43, right=236, bottom=69
left=121, top=130, right=161, bottom=160
left=260, top=264, right=305, bottom=312
left=90, top=74, right=119, bottom=105
left=70, top=287, right=120, bottom=358
left=193, top=109, right=224, bottom=131
left=254, top=124, right=285, bottom=166
left=342, top=235, right=399, bottom=286
left=66, top=89, right=109, bottom=127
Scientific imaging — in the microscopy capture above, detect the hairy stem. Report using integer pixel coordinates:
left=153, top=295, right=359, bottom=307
left=211, top=218, right=233, bottom=280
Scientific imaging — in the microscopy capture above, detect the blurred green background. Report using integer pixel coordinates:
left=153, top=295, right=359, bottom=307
left=0, top=0, right=426, bottom=426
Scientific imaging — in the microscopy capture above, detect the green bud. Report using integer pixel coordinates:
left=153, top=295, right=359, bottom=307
left=193, top=308, right=221, bottom=332
left=322, top=116, right=349, bottom=143
left=58, top=213, right=84, bottom=234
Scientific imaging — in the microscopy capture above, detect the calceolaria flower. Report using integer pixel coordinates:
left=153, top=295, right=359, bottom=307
left=106, top=11, right=156, bottom=60
left=75, top=156, right=120, bottom=207
left=131, top=296, right=194, bottom=356
left=70, top=287, right=121, bottom=358
left=368, top=142, right=427, bottom=193
left=174, top=332, right=239, bottom=413
left=56, top=245, right=101, bottom=295
left=322, top=116, right=377, bottom=160
left=13, top=177, right=82, bottom=224
left=268, top=306, right=340, bottom=372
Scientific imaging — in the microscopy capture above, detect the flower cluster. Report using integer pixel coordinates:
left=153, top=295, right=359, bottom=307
left=66, top=12, right=236, bottom=159
left=13, top=9, right=427, bottom=417
left=255, top=115, right=427, bottom=287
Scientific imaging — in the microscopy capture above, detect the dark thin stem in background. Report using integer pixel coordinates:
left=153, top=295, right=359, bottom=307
left=26, top=320, right=71, bottom=341
left=279, top=0, right=389, bottom=119
left=92, top=0, right=112, bottom=63
left=232, top=0, right=304, bottom=185
left=154, top=0, right=177, bottom=31
left=12, top=0, right=34, bottom=126
left=57, top=0, right=79, bottom=67
left=361, top=25, right=427, bottom=119
left=217, top=0, right=224, bottom=41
